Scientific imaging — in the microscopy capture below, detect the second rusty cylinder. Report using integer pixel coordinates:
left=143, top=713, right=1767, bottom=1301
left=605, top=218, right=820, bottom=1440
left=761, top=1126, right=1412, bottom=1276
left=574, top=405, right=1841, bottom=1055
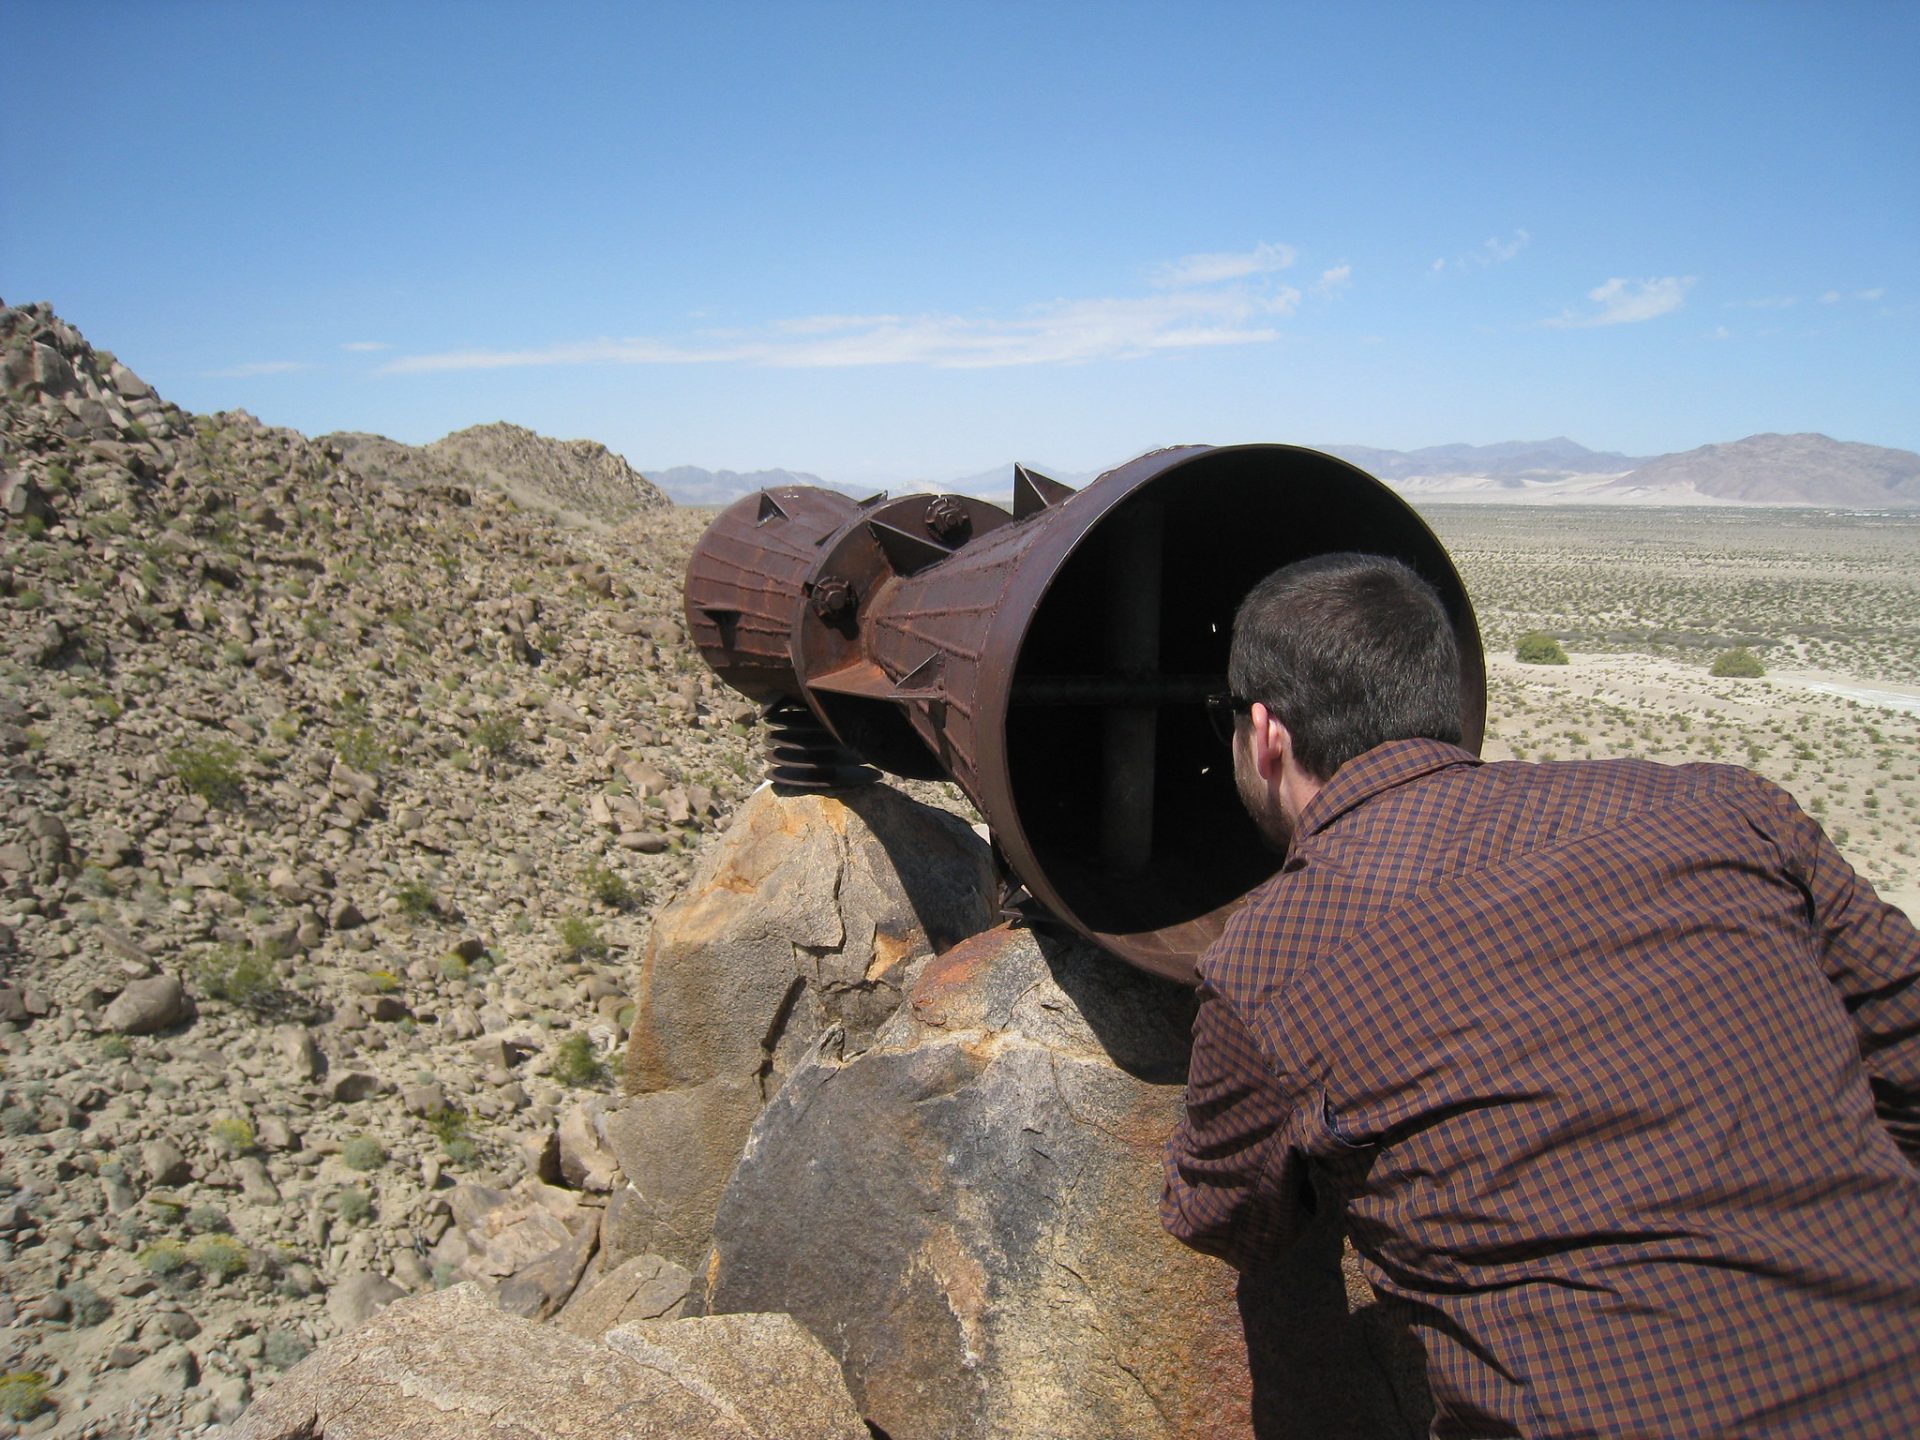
left=682, top=444, right=1485, bottom=983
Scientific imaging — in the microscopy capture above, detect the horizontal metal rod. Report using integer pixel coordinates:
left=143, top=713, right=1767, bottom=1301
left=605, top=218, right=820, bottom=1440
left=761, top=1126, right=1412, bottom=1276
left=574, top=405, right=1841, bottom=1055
left=1010, top=674, right=1223, bottom=706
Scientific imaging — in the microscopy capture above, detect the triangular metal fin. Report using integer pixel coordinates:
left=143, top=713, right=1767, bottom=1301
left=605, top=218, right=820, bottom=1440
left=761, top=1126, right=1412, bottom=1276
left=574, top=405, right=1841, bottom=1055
left=856, top=490, right=888, bottom=509
left=701, top=608, right=741, bottom=650
left=756, top=491, right=789, bottom=524
left=891, top=652, right=946, bottom=698
left=868, top=519, right=951, bottom=576
left=1013, top=464, right=1076, bottom=520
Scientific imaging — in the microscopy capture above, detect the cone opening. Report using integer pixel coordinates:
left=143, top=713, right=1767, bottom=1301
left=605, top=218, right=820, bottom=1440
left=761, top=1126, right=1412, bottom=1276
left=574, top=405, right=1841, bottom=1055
left=1002, top=445, right=1482, bottom=969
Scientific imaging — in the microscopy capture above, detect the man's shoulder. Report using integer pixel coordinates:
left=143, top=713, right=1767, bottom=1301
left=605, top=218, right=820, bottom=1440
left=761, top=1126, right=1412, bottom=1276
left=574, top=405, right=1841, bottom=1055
left=1196, top=859, right=1378, bottom=1007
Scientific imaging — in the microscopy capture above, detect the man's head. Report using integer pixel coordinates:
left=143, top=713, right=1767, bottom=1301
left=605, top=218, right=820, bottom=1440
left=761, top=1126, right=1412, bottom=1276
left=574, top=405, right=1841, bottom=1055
left=1226, top=552, right=1462, bottom=848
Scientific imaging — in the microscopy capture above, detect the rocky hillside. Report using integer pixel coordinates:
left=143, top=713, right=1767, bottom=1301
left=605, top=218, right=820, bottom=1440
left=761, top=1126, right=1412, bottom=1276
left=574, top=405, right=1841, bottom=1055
left=330, top=422, right=672, bottom=528
left=1602, top=432, right=1920, bottom=508
left=0, top=300, right=765, bottom=1433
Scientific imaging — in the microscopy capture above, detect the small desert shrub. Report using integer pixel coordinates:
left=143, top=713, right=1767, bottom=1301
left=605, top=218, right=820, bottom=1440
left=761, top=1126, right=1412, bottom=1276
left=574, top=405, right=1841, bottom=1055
left=0, top=1371, right=51, bottom=1421
left=1710, top=646, right=1765, bottom=678
left=445, top=1136, right=480, bottom=1166
left=210, top=1116, right=256, bottom=1153
left=335, top=1187, right=373, bottom=1223
left=139, top=1239, right=191, bottom=1277
left=341, top=1136, right=386, bottom=1171
left=194, top=945, right=280, bottom=1008
left=168, top=740, right=245, bottom=806
left=187, top=1233, right=249, bottom=1280
left=551, top=1032, right=608, bottom=1087
left=1514, top=632, right=1569, bottom=666
left=427, top=1105, right=468, bottom=1147
left=97, top=1034, right=131, bottom=1060
left=557, top=915, right=607, bottom=960
left=186, top=1205, right=231, bottom=1234
left=582, top=862, right=639, bottom=911
left=437, top=951, right=470, bottom=982
left=394, top=879, right=437, bottom=920
left=334, top=721, right=391, bottom=774
left=469, top=715, right=518, bottom=756
left=367, top=969, right=400, bottom=993
left=63, top=1281, right=111, bottom=1327
left=262, top=1329, right=311, bottom=1371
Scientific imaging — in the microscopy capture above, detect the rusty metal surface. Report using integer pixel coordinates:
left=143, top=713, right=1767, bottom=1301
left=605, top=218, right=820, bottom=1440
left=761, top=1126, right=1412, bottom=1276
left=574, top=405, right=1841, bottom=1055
left=680, top=447, right=1485, bottom=984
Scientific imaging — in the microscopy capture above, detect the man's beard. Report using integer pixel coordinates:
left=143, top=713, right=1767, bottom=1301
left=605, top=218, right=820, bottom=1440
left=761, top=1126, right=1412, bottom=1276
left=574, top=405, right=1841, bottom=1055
left=1235, top=745, right=1295, bottom=854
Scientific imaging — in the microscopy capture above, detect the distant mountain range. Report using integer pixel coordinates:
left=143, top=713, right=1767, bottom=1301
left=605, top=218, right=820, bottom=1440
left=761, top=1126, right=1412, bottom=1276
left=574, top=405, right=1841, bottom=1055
left=647, top=434, right=1920, bottom=510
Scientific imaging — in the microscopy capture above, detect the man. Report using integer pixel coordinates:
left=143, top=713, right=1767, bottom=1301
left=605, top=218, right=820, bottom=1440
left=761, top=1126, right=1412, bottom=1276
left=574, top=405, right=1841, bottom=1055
left=1162, top=552, right=1920, bottom=1438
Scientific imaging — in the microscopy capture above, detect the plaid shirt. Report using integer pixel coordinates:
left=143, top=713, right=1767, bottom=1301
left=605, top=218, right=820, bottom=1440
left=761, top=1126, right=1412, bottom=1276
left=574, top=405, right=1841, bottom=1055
left=1163, top=739, right=1920, bottom=1438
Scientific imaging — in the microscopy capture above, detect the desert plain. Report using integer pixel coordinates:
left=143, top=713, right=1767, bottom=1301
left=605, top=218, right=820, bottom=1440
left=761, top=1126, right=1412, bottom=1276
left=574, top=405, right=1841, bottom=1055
left=1424, top=502, right=1920, bottom=921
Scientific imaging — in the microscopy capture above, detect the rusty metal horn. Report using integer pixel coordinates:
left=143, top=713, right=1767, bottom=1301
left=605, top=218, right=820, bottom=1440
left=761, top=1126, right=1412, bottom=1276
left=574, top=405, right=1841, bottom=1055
left=684, top=444, right=1485, bottom=983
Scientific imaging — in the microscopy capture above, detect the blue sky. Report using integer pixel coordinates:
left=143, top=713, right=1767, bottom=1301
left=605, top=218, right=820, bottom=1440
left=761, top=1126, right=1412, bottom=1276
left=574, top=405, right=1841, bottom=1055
left=4, top=2, right=1914, bottom=486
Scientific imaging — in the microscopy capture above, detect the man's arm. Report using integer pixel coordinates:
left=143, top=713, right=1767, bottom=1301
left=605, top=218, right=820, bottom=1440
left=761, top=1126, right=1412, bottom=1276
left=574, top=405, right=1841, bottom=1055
left=1773, top=783, right=1920, bottom=1160
left=1161, top=982, right=1314, bottom=1269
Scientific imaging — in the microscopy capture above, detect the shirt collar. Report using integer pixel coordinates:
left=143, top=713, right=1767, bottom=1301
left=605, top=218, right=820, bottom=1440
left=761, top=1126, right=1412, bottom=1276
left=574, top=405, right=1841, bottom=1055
left=1294, top=737, right=1482, bottom=842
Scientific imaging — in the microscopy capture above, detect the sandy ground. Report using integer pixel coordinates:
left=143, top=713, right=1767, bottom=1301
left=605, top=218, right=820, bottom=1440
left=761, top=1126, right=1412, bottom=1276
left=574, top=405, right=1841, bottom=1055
left=1476, top=642, right=1918, bottom=924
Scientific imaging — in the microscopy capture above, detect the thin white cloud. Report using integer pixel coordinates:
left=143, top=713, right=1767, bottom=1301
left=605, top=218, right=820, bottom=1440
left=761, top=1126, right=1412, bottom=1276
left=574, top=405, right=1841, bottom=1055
left=1822, top=287, right=1886, bottom=304
left=340, top=340, right=390, bottom=352
left=1724, top=295, right=1797, bottom=310
left=203, top=360, right=312, bottom=378
left=1433, top=229, right=1530, bottom=273
left=383, top=258, right=1306, bottom=374
left=1547, top=276, right=1695, bottom=329
left=1151, top=242, right=1296, bottom=288
left=1314, top=263, right=1353, bottom=298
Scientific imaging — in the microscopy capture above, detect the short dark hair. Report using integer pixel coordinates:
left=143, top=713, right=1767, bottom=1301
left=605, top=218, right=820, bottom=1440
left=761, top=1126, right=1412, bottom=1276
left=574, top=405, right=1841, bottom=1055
left=1229, top=552, right=1462, bottom=781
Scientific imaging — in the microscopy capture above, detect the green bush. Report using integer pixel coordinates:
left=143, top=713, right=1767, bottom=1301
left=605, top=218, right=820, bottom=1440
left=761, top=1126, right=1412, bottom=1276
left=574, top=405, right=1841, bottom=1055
left=139, top=1239, right=190, bottom=1277
left=1710, top=646, right=1765, bottom=678
left=210, top=1116, right=256, bottom=1153
left=168, top=740, right=246, bottom=806
left=342, top=1136, right=386, bottom=1172
left=394, top=879, right=437, bottom=920
left=0, top=1371, right=50, bottom=1421
left=470, top=715, right=518, bottom=757
left=186, top=1205, right=230, bottom=1233
left=335, top=721, right=392, bottom=774
left=187, top=1233, right=249, bottom=1280
left=1514, top=632, right=1569, bottom=666
left=551, top=1032, right=609, bottom=1087
left=194, top=945, right=280, bottom=1008
left=335, top=1187, right=373, bottom=1223
left=582, top=862, right=639, bottom=911
left=427, top=1105, right=468, bottom=1147
left=557, top=915, right=607, bottom=960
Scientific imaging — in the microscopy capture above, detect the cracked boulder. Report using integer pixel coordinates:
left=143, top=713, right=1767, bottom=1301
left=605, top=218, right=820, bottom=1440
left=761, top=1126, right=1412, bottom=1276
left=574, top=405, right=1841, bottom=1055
left=607, top=783, right=995, bottom=1269
left=702, top=923, right=1429, bottom=1440
left=233, top=1282, right=868, bottom=1440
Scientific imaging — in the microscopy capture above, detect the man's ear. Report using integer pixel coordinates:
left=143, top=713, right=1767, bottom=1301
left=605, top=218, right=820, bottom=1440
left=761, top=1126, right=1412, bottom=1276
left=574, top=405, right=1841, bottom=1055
left=1246, top=702, right=1291, bottom=780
